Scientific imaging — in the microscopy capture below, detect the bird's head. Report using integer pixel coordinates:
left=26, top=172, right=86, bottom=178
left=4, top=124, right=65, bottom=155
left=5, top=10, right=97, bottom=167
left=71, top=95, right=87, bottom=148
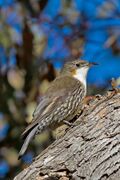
left=61, top=59, right=97, bottom=84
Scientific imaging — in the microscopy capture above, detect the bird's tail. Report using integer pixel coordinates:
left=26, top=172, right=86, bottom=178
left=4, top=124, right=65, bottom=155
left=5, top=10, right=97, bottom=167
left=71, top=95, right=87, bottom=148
left=18, top=125, right=38, bottom=160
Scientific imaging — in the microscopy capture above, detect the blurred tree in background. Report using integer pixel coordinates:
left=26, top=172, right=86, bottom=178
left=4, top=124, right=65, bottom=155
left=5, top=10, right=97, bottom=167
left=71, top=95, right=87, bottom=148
left=0, top=0, right=120, bottom=179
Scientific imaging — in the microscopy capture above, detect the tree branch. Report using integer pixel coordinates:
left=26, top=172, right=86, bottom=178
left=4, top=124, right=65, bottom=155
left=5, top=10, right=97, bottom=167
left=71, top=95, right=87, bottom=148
left=14, top=91, right=120, bottom=180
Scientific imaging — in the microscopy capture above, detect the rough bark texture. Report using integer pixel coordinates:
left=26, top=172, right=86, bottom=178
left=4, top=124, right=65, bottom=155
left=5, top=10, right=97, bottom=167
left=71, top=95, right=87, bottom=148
left=14, top=91, right=120, bottom=180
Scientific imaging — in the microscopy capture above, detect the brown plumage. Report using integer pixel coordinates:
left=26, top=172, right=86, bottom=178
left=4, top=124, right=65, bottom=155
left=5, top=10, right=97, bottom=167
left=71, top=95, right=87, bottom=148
left=18, top=59, right=95, bottom=159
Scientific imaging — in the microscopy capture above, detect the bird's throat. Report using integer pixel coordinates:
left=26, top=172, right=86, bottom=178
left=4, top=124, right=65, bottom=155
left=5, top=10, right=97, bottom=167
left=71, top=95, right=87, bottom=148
left=73, top=67, right=89, bottom=92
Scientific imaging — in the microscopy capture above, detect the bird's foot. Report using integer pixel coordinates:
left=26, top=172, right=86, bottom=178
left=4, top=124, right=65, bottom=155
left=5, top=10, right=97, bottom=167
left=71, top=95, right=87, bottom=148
left=63, top=120, right=75, bottom=127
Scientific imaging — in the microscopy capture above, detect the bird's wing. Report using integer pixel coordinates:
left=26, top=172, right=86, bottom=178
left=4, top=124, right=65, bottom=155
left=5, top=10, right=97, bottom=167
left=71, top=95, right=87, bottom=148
left=32, top=96, right=52, bottom=119
left=22, top=76, right=82, bottom=139
left=21, top=94, right=60, bottom=138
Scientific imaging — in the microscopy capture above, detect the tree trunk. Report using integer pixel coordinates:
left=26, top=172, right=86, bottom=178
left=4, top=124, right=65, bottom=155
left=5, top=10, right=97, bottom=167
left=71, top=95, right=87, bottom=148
left=14, top=91, right=120, bottom=180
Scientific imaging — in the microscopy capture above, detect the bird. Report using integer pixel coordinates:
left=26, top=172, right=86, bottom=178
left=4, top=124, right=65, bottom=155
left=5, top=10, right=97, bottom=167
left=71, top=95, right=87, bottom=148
left=18, top=59, right=96, bottom=159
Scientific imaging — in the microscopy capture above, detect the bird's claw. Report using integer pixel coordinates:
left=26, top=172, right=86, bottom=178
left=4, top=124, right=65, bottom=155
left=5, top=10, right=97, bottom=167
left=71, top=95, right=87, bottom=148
left=63, top=120, right=75, bottom=127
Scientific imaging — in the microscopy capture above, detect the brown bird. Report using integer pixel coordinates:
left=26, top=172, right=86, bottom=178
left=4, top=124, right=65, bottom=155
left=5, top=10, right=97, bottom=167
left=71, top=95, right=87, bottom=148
left=18, top=59, right=96, bottom=159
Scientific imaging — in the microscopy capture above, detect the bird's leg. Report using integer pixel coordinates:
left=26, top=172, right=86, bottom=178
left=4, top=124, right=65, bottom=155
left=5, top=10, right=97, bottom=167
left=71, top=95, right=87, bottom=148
left=63, top=120, right=75, bottom=127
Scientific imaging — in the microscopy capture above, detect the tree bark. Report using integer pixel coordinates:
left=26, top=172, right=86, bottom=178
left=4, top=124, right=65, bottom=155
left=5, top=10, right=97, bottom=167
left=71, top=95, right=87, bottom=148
left=14, top=91, right=120, bottom=180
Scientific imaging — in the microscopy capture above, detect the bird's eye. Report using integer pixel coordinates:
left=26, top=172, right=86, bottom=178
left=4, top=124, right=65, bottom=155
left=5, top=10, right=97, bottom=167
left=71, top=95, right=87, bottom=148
left=76, top=63, right=80, bottom=68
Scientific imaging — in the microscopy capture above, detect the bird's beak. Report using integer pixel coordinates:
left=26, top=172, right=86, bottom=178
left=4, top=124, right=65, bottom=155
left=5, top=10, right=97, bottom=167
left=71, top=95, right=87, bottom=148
left=88, top=62, right=98, bottom=67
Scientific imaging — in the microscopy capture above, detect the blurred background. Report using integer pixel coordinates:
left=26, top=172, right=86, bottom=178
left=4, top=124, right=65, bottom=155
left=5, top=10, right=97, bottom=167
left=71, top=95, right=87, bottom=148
left=0, top=0, right=120, bottom=179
